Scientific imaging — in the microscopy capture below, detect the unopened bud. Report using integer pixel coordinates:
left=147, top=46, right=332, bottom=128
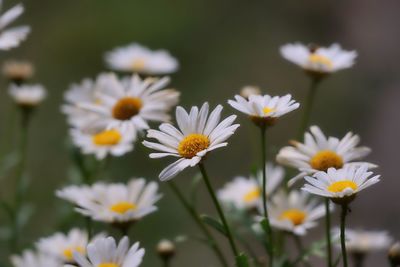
left=240, top=86, right=261, bottom=99
left=157, top=239, right=175, bottom=261
left=389, top=242, right=400, bottom=266
left=2, top=60, right=34, bottom=84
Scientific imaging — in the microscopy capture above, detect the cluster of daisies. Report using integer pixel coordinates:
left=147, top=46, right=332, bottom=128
left=2, top=3, right=397, bottom=265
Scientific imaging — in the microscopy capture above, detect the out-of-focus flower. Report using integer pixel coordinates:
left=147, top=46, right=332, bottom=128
left=0, top=1, right=30, bottom=50
left=72, top=236, right=145, bottom=267
left=36, top=228, right=104, bottom=263
left=57, top=178, right=161, bottom=224
left=2, top=60, right=34, bottom=83
left=62, top=76, right=106, bottom=130
left=78, top=73, right=179, bottom=138
left=280, top=43, right=357, bottom=77
left=262, top=190, right=325, bottom=236
left=70, top=128, right=135, bottom=160
left=332, top=228, right=392, bottom=254
left=239, top=85, right=261, bottom=99
left=8, top=84, right=46, bottom=107
left=277, top=126, right=376, bottom=185
left=156, top=239, right=176, bottom=261
left=143, top=102, right=239, bottom=181
left=105, top=43, right=179, bottom=75
left=218, top=163, right=284, bottom=210
left=228, top=94, right=299, bottom=127
left=303, top=165, right=380, bottom=204
left=11, top=249, right=61, bottom=267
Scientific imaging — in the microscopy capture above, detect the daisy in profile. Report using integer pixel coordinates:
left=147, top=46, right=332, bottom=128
left=332, top=228, right=392, bottom=254
left=277, top=125, right=376, bottom=185
left=11, top=249, right=61, bottom=267
left=105, top=43, right=179, bottom=75
left=302, top=165, right=380, bottom=204
left=262, top=190, right=326, bottom=236
left=228, top=94, right=299, bottom=127
left=0, top=1, right=30, bottom=50
left=70, top=127, right=135, bottom=160
left=8, top=84, right=46, bottom=108
left=78, top=73, right=179, bottom=137
left=2, top=60, right=34, bottom=84
left=36, top=228, right=103, bottom=263
left=143, top=102, right=239, bottom=181
left=72, top=236, right=145, bottom=267
left=57, top=178, right=161, bottom=224
left=280, top=43, right=357, bottom=77
left=218, top=163, right=284, bottom=210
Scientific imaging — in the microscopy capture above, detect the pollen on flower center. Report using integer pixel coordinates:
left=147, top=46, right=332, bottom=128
left=327, top=180, right=358, bottom=193
left=63, top=246, right=85, bottom=260
left=131, top=58, right=146, bottom=71
left=279, top=209, right=306, bottom=226
left=308, top=54, right=333, bottom=69
left=110, top=202, right=137, bottom=214
left=112, top=97, right=142, bottom=120
left=92, top=129, right=122, bottom=146
left=177, top=134, right=210, bottom=159
left=243, top=188, right=261, bottom=203
left=310, top=150, right=344, bottom=171
left=98, top=263, right=119, bottom=267
left=263, top=107, right=275, bottom=115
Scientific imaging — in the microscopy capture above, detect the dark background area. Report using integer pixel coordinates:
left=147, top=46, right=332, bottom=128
left=0, top=0, right=399, bottom=266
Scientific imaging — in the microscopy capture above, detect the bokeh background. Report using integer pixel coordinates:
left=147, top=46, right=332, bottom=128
left=0, top=0, right=399, bottom=266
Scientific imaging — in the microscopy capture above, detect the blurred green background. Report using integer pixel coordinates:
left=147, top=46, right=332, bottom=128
left=0, top=0, right=399, bottom=266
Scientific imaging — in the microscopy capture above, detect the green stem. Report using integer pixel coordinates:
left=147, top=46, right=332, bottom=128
left=293, top=235, right=312, bottom=267
left=11, top=108, right=32, bottom=252
left=325, top=199, right=333, bottom=267
left=340, top=204, right=349, bottom=267
left=162, top=259, right=170, bottom=267
left=297, top=78, right=320, bottom=139
left=260, top=126, right=274, bottom=265
left=198, top=163, right=240, bottom=258
left=168, top=181, right=229, bottom=267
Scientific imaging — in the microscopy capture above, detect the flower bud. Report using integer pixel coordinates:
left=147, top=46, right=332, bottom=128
left=389, top=242, right=400, bottom=266
left=240, top=86, right=261, bottom=99
left=2, top=60, right=34, bottom=84
left=157, top=239, right=175, bottom=261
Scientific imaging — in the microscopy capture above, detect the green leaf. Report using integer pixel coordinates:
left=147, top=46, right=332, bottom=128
left=235, top=253, right=249, bottom=267
left=201, top=214, right=227, bottom=236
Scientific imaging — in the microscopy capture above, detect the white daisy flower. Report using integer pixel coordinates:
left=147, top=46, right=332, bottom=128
left=228, top=94, right=299, bottom=126
left=105, top=43, right=179, bottom=75
left=218, top=163, right=284, bottom=210
left=78, top=73, right=180, bottom=137
left=302, top=165, right=380, bottom=204
left=332, top=228, right=392, bottom=254
left=142, top=102, right=240, bottom=181
left=262, top=190, right=326, bottom=236
left=8, top=84, right=46, bottom=107
left=0, top=1, right=30, bottom=50
left=11, top=249, right=61, bottom=267
left=56, top=178, right=161, bottom=224
left=36, top=228, right=104, bottom=263
left=62, top=77, right=105, bottom=129
left=70, top=128, right=135, bottom=160
left=280, top=43, right=357, bottom=76
left=72, top=236, right=145, bottom=267
left=277, top=125, right=376, bottom=185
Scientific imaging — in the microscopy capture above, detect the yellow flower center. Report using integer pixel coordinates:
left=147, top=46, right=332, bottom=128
left=243, top=188, right=261, bottom=203
left=177, top=134, right=210, bottom=159
left=327, top=180, right=358, bottom=193
left=308, top=54, right=333, bottom=69
left=92, top=129, right=122, bottom=146
left=112, top=97, right=142, bottom=120
left=131, top=58, right=146, bottom=72
left=279, top=209, right=306, bottom=226
left=110, top=202, right=137, bottom=214
left=98, top=263, right=119, bottom=267
left=263, top=107, right=275, bottom=115
left=63, top=246, right=85, bottom=260
left=310, top=150, right=344, bottom=171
